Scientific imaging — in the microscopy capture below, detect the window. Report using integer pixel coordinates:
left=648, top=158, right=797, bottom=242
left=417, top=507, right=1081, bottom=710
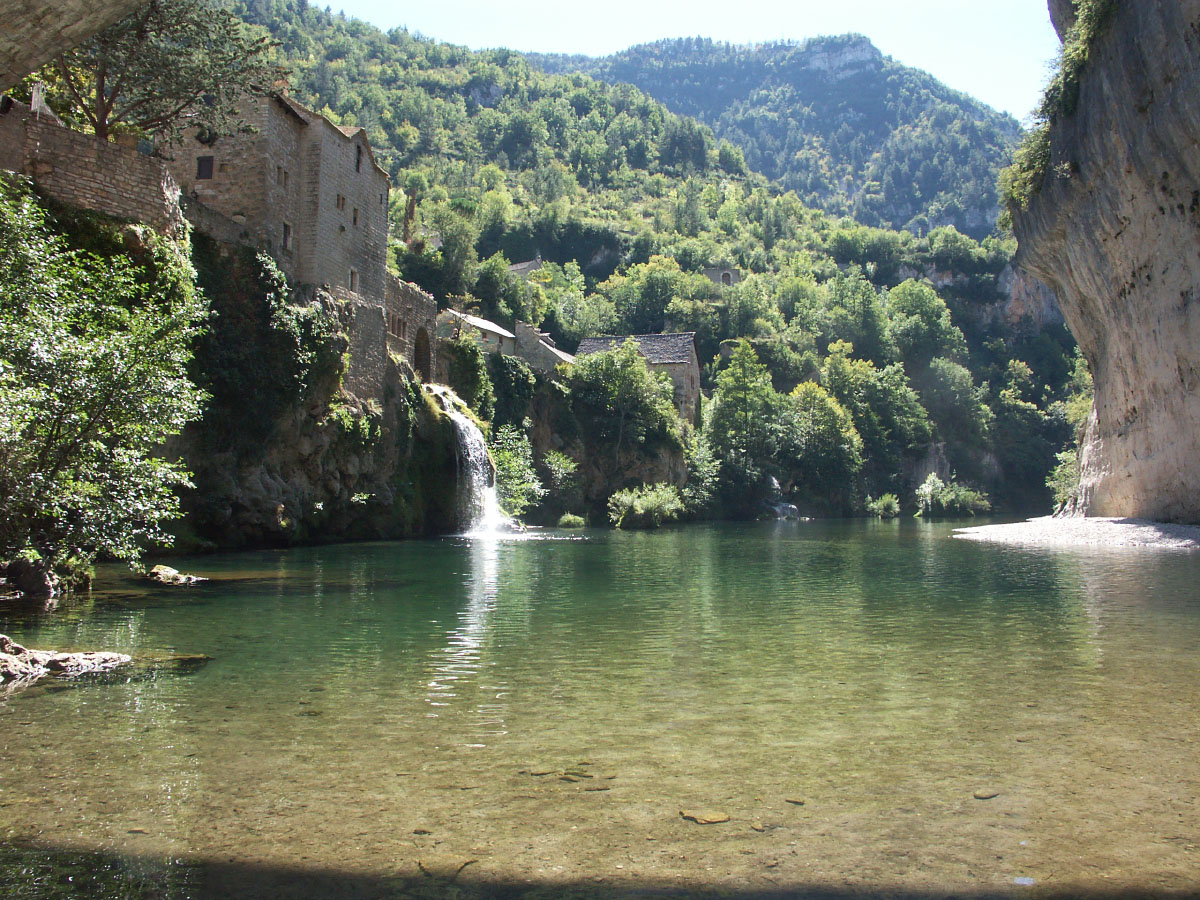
left=196, top=156, right=214, bottom=180
left=352, top=207, right=358, bottom=227
left=276, top=165, right=283, bottom=184
left=355, top=144, right=363, bottom=172
left=336, top=194, right=346, bottom=211
left=282, top=222, right=292, bottom=251
left=349, top=269, right=358, bottom=293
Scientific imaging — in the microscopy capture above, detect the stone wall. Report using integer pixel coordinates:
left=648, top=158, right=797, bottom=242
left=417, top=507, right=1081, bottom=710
left=334, top=285, right=389, bottom=402
left=0, top=0, right=144, bottom=91
left=384, top=275, right=437, bottom=378
left=0, top=99, right=184, bottom=234
left=515, top=322, right=574, bottom=373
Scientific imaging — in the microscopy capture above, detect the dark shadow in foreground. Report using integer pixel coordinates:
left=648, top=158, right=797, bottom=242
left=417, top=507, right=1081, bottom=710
left=0, top=841, right=1194, bottom=900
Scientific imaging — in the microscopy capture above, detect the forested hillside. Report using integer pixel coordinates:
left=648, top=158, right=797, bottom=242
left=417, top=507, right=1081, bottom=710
left=532, top=36, right=1022, bottom=239
left=226, top=0, right=1076, bottom=517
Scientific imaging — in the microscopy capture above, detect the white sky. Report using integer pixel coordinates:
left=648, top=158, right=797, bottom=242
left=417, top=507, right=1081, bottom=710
left=324, top=0, right=1061, bottom=122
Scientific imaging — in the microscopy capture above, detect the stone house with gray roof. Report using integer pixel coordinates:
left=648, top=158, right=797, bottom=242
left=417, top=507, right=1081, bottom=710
left=575, top=333, right=701, bottom=426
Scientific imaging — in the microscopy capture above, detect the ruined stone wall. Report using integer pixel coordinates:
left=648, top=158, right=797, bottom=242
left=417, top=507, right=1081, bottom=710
left=0, top=0, right=144, bottom=91
left=0, top=101, right=183, bottom=234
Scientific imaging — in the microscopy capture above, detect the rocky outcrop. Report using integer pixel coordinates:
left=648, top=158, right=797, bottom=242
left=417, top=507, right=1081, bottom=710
left=1012, top=0, right=1200, bottom=523
left=0, top=633, right=130, bottom=688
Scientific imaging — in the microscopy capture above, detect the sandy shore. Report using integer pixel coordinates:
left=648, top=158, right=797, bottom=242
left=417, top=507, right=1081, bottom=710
left=954, top=515, right=1200, bottom=550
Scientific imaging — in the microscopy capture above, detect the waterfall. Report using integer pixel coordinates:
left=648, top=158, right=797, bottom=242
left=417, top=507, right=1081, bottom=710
left=430, top=387, right=512, bottom=535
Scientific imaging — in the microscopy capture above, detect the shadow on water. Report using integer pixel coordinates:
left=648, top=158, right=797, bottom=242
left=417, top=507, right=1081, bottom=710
left=1, top=842, right=1195, bottom=900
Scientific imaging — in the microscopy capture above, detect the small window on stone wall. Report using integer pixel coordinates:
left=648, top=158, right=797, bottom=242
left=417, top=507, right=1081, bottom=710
left=283, top=170, right=289, bottom=189
left=352, top=207, right=359, bottom=227
left=196, top=156, right=214, bottom=180
left=356, top=144, right=363, bottom=172
left=282, top=222, right=292, bottom=251
left=349, top=269, right=358, bottom=293
left=336, top=194, right=345, bottom=211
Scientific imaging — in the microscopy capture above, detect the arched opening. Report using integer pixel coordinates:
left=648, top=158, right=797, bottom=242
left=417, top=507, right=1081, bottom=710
left=414, top=327, right=431, bottom=382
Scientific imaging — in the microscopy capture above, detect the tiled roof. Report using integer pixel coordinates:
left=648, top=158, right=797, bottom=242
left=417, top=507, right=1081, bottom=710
left=575, top=333, right=697, bottom=365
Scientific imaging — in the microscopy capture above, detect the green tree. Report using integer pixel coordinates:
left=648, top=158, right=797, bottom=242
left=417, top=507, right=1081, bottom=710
left=778, top=381, right=863, bottom=512
left=705, top=340, right=779, bottom=514
left=0, top=176, right=207, bottom=594
left=885, top=279, right=967, bottom=370
left=490, top=423, right=544, bottom=517
left=567, top=339, right=680, bottom=467
left=33, top=0, right=284, bottom=143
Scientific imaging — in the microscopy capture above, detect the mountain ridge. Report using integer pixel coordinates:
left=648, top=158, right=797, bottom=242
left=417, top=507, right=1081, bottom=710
left=530, top=35, right=1021, bottom=239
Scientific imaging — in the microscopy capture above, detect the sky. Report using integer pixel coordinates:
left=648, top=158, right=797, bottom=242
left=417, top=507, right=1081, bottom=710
left=323, top=0, right=1062, bottom=122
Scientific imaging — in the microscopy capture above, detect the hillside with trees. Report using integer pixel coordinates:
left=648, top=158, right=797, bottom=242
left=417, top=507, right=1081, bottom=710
left=221, top=0, right=1074, bottom=521
left=532, top=36, right=1022, bottom=239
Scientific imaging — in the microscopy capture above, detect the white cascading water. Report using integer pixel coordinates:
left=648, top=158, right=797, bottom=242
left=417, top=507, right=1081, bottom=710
left=430, top=386, right=511, bottom=535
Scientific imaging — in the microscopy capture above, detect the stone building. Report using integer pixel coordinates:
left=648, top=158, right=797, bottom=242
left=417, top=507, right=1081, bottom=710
left=576, top=333, right=701, bottom=426
left=703, top=266, right=741, bottom=287
left=165, top=93, right=438, bottom=392
left=514, top=322, right=575, bottom=373
left=166, top=94, right=391, bottom=306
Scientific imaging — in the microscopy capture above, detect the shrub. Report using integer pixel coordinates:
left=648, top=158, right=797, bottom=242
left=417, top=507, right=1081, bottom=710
left=442, top=334, right=495, bottom=420
left=914, top=473, right=991, bottom=518
left=866, top=493, right=901, bottom=519
left=608, top=483, right=684, bottom=529
left=557, top=513, right=586, bottom=529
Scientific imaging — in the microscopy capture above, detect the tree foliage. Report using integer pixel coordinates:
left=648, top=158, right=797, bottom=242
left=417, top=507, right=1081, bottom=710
left=0, top=176, right=206, bottom=587
left=30, top=0, right=284, bottom=143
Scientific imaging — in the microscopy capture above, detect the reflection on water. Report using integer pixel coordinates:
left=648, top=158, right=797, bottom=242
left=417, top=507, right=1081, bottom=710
left=2, top=521, right=1199, bottom=898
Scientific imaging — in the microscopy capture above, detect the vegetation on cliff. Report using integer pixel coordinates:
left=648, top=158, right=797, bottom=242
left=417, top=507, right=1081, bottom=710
left=999, top=0, right=1118, bottom=214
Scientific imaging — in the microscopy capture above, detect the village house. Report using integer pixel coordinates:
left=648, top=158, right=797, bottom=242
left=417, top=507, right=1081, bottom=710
left=166, top=93, right=437, bottom=389
left=575, top=333, right=701, bottom=426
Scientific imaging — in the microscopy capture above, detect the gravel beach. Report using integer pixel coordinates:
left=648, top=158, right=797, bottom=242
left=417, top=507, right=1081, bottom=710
left=954, top=515, right=1200, bottom=550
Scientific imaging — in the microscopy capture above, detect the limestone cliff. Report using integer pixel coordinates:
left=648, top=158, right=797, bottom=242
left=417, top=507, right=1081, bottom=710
left=1012, top=0, right=1200, bottom=522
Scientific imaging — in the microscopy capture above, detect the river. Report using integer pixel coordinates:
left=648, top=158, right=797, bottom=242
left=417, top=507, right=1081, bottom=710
left=2, top=520, right=1198, bottom=898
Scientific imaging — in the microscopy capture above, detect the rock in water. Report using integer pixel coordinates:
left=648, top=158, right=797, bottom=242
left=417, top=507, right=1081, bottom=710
left=147, top=565, right=208, bottom=585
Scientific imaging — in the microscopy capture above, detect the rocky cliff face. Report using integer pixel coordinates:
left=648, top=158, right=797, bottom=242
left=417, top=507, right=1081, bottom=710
left=1013, top=0, right=1200, bottom=523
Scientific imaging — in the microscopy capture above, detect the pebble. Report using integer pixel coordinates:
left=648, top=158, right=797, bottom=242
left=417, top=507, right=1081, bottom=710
left=680, top=810, right=730, bottom=825
left=785, top=798, right=806, bottom=806
left=973, top=789, right=1001, bottom=800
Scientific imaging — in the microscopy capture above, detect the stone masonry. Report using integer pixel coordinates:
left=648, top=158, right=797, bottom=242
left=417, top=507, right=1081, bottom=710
left=0, top=97, right=184, bottom=234
left=167, top=94, right=391, bottom=305
left=0, top=0, right=143, bottom=91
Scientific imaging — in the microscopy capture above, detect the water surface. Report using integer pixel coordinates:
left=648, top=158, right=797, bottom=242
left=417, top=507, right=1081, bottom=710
left=2, top=520, right=1198, bottom=898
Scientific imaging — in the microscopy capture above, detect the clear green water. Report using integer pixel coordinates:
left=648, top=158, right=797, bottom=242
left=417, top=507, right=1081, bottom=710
left=2, top=520, right=1199, bottom=899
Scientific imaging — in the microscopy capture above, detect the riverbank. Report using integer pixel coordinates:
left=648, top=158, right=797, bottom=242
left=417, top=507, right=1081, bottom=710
left=954, top=515, right=1200, bottom=549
